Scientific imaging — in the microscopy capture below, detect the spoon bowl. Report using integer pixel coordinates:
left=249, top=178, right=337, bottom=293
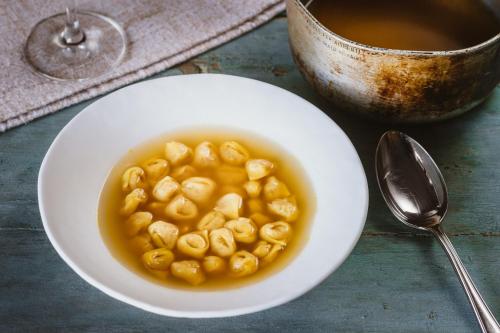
left=375, top=130, right=447, bottom=230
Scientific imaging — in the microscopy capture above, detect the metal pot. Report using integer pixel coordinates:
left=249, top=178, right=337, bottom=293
left=286, top=0, right=500, bottom=122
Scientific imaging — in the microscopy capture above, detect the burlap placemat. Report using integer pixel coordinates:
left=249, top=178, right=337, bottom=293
left=0, top=0, right=284, bottom=132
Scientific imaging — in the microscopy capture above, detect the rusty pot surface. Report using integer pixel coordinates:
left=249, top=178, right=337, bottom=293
left=286, top=0, right=500, bottom=122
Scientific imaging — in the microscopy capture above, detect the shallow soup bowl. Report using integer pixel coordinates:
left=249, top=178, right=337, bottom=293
left=38, top=74, right=368, bottom=317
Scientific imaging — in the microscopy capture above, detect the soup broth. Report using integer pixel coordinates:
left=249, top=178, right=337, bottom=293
left=98, top=128, right=315, bottom=290
left=308, top=0, right=499, bottom=51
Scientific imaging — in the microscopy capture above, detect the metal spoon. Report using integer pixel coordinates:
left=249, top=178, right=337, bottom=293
left=375, top=130, right=499, bottom=333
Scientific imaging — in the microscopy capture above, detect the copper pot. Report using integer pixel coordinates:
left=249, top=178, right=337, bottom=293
left=286, top=0, right=500, bottom=122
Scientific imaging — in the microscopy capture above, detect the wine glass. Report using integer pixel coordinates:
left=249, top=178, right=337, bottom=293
left=24, top=7, right=127, bottom=81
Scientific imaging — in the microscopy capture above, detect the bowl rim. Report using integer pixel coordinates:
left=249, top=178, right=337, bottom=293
left=37, top=74, right=369, bottom=317
left=290, top=0, right=500, bottom=56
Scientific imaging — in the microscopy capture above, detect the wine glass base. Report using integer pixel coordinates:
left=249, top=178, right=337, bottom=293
left=25, top=11, right=127, bottom=81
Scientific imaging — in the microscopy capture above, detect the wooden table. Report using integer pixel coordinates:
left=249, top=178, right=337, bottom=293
left=1, top=16, right=499, bottom=332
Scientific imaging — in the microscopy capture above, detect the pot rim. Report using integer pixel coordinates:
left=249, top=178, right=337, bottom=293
left=292, top=0, right=500, bottom=56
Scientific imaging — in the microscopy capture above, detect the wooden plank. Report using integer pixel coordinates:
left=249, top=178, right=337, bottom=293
left=0, top=230, right=497, bottom=332
left=0, top=17, right=498, bottom=332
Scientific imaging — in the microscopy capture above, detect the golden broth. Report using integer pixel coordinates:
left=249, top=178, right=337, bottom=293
left=308, top=0, right=499, bottom=51
left=98, top=128, right=316, bottom=290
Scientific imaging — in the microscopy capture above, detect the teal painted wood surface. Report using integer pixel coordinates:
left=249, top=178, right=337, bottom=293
left=1, top=17, right=499, bottom=332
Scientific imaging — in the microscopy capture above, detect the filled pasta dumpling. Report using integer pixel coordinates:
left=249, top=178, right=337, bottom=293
left=263, top=176, right=290, bottom=201
left=142, top=158, right=169, bottom=183
left=165, top=194, right=198, bottom=220
left=142, top=248, right=175, bottom=271
left=243, top=180, right=262, bottom=198
left=121, top=166, right=146, bottom=192
left=170, top=165, right=197, bottom=182
left=120, top=188, right=148, bottom=216
left=125, top=211, right=153, bottom=236
left=245, top=159, right=274, bottom=180
left=129, top=233, right=155, bottom=254
left=203, top=256, right=226, bottom=274
left=229, top=251, right=259, bottom=277
left=224, top=218, right=258, bottom=244
left=197, top=211, right=226, bottom=231
left=219, top=141, right=250, bottom=166
left=152, top=176, right=179, bottom=202
left=253, top=241, right=284, bottom=266
left=259, top=221, right=292, bottom=246
left=177, top=230, right=209, bottom=259
left=193, top=141, right=220, bottom=168
left=267, top=197, right=299, bottom=222
left=164, top=141, right=193, bottom=166
left=147, top=221, right=179, bottom=249
left=214, top=193, right=243, bottom=219
left=181, top=177, right=217, bottom=204
left=171, top=260, right=206, bottom=285
left=209, top=227, right=237, bottom=257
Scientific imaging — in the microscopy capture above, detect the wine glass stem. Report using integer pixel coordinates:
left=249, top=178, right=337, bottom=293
left=61, top=7, right=85, bottom=45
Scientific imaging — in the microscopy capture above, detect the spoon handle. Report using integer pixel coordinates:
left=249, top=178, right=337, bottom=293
left=430, top=226, right=500, bottom=333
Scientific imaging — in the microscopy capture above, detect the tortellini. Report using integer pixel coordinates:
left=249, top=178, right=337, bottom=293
left=219, top=141, right=250, bottom=166
left=165, top=194, right=198, bottom=220
left=267, top=197, right=299, bottom=222
left=125, top=211, right=153, bottom=236
left=142, top=248, right=175, bottom=271
left=245, top=159, right=274, bottom=180
left=171, top=165, right=197, bottom=182
left=121, top=188, right=148, bottom=216
left=224, top=218, right=258, bottom=244
left=259, top=221, right=292, bottom=246
left=148, top=221, right=179, bottom=249
left=171, top=260, right=206, bottom=285
left=181, top=177, right=217, bottom=204
left=142, top=158, right=169, bottom=183
left=197, top=211, right=226, bottom=230
left=129, top=233, right=155, bottom=254
left=152, top=176, right=179, bottom=202
left=111, top=137, right=306, bottom=287
left=214, top=193, right=243, bottom=219
left=209, top=227, right=237, bottom=257
left=203, top=256, right=226, bottom=274
left=262, top=244, right=284, bottom=266
left=193, top=141, right=220, bottom=168
left=252, top=241, right=284, bottom=266
left=177, top=230, right=209, bottom=259
left=165, top=141, right=193, bottom=166
left=243, top=180, right=262, bottom=198
left=263, top=176, right=290, bottom=201
left=252, top=240, right=272, bottom=258
left=229, top=251, right=259, bottom=277
left=122, top=167, right=146, bottom=192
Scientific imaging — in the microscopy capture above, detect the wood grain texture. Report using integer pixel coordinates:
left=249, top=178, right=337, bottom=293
left=0, top=17, right=499, bottom=332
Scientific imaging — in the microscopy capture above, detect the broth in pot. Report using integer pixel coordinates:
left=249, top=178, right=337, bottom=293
left=308, top=0, right=499, bottom=51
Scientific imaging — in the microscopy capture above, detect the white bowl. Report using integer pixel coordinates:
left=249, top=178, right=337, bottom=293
left=38, top=74, right=368, bottom=318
